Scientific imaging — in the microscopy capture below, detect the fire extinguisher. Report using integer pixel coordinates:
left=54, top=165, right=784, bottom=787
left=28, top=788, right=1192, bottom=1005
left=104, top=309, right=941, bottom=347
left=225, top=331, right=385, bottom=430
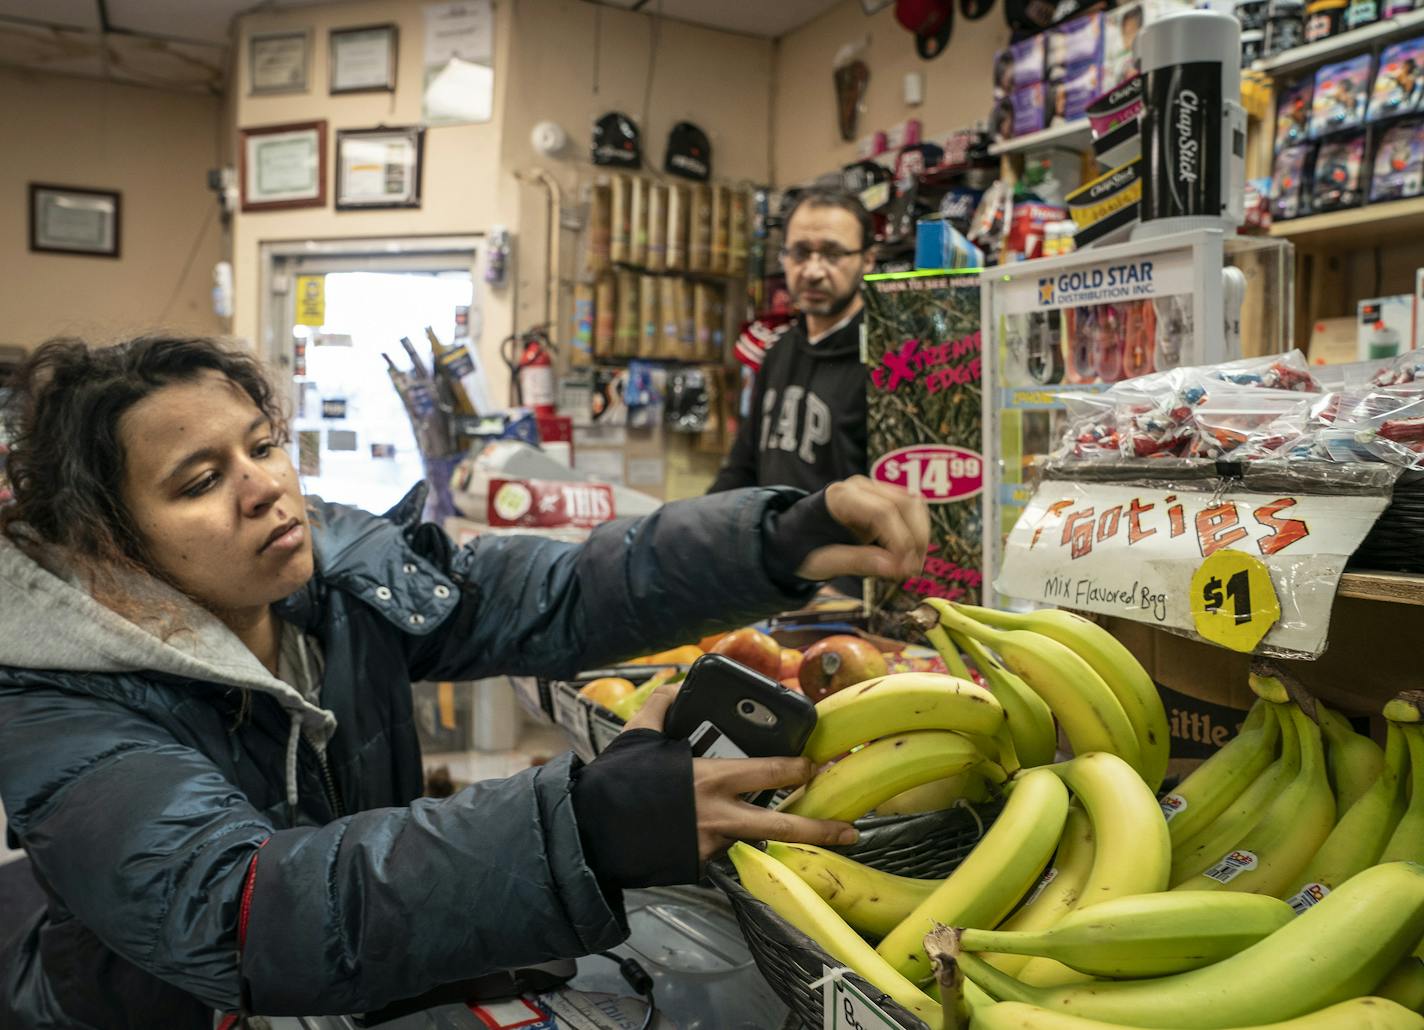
left=502, top=329, right=557, bottom=418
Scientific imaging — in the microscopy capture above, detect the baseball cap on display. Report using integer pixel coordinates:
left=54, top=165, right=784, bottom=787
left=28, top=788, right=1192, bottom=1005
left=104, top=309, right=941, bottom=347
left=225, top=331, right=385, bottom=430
left=894, top=0, right=954, bottom=58
left=592, top=112, right=642, bottom=168
left=664, top=121, right=711, bottom=181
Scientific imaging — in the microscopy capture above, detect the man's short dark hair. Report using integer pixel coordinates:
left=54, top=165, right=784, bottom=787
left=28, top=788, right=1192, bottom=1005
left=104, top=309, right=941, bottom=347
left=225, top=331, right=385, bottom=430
left=783, top=188, right=875, bottom=250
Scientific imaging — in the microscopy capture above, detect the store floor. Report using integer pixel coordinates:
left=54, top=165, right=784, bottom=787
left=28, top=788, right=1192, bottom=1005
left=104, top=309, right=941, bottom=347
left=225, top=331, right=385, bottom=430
left=422, top=720, right=569, bottom=787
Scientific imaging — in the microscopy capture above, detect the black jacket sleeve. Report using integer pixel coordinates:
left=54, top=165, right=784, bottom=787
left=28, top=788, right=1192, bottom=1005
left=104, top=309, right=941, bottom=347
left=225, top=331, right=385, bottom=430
left=708, top=372, right=763, bottom=493
left=0, top=687, right=632, bottom=1017
left=402, top=486, right=817, bottom=683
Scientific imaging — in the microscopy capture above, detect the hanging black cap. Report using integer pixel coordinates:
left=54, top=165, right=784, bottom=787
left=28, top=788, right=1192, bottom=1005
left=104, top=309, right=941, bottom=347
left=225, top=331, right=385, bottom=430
left=665, top=121, right=711, bottom=181
left=593, top=112, right=642, bottom=168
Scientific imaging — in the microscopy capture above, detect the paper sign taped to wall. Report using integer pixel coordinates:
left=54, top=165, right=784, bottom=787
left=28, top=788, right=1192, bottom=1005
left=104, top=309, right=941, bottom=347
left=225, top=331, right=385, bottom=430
left=295, top=275, right=325, bottom=327
left=423, top=1, right=493, bottom=124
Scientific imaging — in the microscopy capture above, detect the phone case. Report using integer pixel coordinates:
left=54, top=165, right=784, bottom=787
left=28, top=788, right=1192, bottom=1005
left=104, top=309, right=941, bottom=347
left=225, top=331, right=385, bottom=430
left=664, top=654, right=817, bottom=759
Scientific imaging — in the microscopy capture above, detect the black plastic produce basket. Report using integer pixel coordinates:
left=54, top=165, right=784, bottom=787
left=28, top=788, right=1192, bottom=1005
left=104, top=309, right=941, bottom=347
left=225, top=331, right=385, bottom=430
left=709, top=802, right=1002, bottom=1030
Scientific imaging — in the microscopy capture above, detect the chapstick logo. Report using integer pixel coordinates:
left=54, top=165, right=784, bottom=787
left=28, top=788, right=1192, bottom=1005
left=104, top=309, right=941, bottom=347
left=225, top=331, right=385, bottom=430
left=1175, top=90, right=1200, bottom=184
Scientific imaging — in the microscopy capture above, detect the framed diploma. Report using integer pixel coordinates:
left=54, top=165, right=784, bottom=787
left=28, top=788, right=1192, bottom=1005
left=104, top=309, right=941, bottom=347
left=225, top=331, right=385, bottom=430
left=249, top=30, right=309, bottom=95
left=29, top=184, right=120, bottom=258
left=329, top=24, right=397, bottom=94
left=239, top=121, right=327, bottom=211
left=335, top=126, right=424, bottom=210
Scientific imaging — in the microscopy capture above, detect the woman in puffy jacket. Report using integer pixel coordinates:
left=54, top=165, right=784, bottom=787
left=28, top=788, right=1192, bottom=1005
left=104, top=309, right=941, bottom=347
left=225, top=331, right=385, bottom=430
left=0, top=335, right=928, bottom=1028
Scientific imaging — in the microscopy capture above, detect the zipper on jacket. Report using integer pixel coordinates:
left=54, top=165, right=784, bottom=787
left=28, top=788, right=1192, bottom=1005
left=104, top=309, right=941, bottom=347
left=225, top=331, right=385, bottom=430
left=303, top=736, right=345, bottom=818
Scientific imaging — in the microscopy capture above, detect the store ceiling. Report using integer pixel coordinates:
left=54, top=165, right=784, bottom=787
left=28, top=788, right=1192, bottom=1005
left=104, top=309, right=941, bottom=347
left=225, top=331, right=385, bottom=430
left=0, top=0, right=844, bottom=94
left=585, top=0, right=843, bottom=38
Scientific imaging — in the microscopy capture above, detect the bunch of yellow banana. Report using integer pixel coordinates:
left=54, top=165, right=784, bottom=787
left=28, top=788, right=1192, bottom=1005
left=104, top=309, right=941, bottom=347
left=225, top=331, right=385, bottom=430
left=953, top=862, right=1424, bottom=1028
left=917, top=601, right=1167, bottom=790
left=778, top=672, right=1015, bottom=822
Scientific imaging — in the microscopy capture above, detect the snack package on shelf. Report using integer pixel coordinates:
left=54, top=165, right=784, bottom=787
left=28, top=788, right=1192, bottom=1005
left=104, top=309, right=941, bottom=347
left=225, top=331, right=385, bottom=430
left=1367, top=36, right=1424, bottom=121
left=1369, top=120, right=1424, bottom=202
left=1310, top=55, right=1371, bottom=138
left=1311, top=134, right=1366, bottom=212
left=1276, top=79, right=1313, bottom=151
left=1271, top=144, right=1314, bottom=220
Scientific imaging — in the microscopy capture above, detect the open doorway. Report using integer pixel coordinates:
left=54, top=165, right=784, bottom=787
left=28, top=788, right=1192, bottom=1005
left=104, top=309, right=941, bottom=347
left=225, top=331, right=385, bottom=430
left=261, top=237, right=486, bottom=515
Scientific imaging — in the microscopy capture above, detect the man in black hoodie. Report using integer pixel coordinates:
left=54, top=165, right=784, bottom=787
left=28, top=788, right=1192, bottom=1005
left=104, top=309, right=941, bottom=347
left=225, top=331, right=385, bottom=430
left=710, top=189, right=876, bottom=495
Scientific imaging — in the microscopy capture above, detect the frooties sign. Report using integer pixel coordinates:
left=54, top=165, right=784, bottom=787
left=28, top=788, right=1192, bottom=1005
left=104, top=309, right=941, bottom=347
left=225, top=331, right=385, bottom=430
left=996, top=479, right=1389, bottom=656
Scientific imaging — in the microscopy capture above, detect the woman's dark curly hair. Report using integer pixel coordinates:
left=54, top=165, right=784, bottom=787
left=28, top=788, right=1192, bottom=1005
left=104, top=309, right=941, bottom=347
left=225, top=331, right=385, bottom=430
left=1, top=335, right=288, bottom=586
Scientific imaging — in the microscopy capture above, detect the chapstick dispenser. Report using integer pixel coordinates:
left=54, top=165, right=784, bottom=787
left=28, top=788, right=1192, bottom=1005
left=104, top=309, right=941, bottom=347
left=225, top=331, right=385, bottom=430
left=1133, top=9, right=1247, bottom=240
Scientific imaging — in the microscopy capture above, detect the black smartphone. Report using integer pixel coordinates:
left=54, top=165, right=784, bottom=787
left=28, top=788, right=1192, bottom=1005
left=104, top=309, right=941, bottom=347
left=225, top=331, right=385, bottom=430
left=664, top=653, right=818, bottom=771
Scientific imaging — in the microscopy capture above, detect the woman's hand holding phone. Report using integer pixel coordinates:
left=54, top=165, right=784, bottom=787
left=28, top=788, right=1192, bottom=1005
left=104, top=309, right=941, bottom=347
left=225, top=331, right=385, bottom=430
left=625, top=683, right=859, bottom=863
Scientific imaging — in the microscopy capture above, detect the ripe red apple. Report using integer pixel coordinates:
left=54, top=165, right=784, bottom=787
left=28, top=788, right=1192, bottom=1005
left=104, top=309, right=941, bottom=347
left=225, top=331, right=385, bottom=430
left=709, top=627, right=782, bottom=680
left=798, top=634, right=888, bottom=702
left=779, top=647, right=804, bottom=681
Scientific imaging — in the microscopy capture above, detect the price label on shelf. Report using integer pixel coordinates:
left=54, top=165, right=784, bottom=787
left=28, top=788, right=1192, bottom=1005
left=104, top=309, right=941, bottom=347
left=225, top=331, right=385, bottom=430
left=1189, top=550, right=1281, bottom=653
left=822, top=971, right=901, bottom=1030
left=871, top=444, right=985, bottom=503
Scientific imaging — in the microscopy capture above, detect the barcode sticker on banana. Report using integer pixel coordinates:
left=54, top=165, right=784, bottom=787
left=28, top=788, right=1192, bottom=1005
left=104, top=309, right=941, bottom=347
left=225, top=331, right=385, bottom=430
left=1159, top=793, right=1187, bottom=821
left=1202, top=850, right=1259, bottom=885
left=1022, top=866, right=1059, bottom=908
left=1286, top=882, right=1330, bottom=915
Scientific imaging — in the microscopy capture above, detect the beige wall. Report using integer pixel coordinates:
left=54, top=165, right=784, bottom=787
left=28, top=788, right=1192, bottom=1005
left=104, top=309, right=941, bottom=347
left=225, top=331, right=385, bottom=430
left=230, top=0, right=515, bottom=396
left=0, top=67, right=224, bottom=348
left=499, top=0, right=773, bottom=338
left=771, top=0, right=1004, bottom=187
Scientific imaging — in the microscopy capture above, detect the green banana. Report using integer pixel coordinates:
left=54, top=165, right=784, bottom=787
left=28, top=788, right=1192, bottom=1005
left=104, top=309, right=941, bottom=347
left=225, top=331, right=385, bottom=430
left=1288, top=719, right=1409, bottom=908
left=1174, top=704, right=1335, bottom=897
left=802, top=673, right=1005, bottom=765
left=986, top=805, right=1095, bottom=977
left=925, top=622, right=975, bottom=680
left=958, top=892, right=1295, bottom=979
left=879, top=769, right=992, bottom=816
left=1383, top=725, right=1424, bottom=864
left=967, top=997, right=1424, bottom=1030
left=953, top=630, right=1058, bottom=770
left=930, top=602, right=1140, bottom=775
left=1377, top=946, right=1424, bottom=1014
left=764, top=841, right=939, bottom=939
left=951, top=603, right=1169, bottom=791
left=1170, top=704, right=1298, bottom=886
left=958, top=861, right=1424, bottom=1028
left=1162, top=702, right=1280, bottom=849
left=782, top=730, right=989, bottom=822
left=728, top=842, right=943, bottom=1028
left=876, top=768, right=1070, bottom=983
left=1050, top=751, right=1171, bottom=907
left=1319, top=704, right=1387, bottom=813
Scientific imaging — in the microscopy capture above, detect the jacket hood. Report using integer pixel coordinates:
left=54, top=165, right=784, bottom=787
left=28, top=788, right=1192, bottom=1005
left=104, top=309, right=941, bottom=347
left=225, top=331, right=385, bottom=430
left=0, top=516, right=340, bottom=809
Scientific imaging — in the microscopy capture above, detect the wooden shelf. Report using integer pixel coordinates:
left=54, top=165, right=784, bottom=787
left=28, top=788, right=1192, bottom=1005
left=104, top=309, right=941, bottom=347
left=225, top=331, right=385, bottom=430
left=989, top=119, right=1093, bottom=157
left=1337, top=570, right=1424, bottom=606
left=1267, top=195, right=1424, bottom=249
left=1253, top=8, right=1424, bottom=78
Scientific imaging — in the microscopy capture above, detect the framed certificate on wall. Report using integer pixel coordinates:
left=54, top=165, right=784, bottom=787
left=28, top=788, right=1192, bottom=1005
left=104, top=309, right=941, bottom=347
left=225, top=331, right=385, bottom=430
left=239, top=121, right=327, bottom=211
left=249, top=30, right=309, bottom=94
left=335, top=127, right=424, bottom=210
left=329, top=24, right=397, bottom=94
left=29, top=184, right=120, bottom=257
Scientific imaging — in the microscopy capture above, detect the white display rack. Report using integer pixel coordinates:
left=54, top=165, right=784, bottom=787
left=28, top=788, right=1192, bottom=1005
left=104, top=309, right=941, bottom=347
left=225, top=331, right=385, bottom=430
left=1253, top=8, right=1424, bottom=77
left=988, top=118, right=1093, bottom=157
